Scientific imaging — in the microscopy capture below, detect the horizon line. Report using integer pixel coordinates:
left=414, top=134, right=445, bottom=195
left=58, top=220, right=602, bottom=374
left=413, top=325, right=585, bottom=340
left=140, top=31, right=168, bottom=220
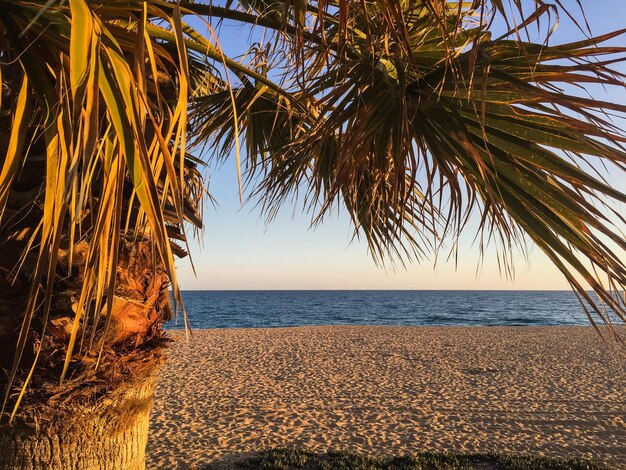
left=175, top=288, right=584, bottom=292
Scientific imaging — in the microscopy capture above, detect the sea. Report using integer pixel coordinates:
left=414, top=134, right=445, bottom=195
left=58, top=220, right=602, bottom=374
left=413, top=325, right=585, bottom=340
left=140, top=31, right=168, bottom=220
left=164, top=290, right=610, bottom=330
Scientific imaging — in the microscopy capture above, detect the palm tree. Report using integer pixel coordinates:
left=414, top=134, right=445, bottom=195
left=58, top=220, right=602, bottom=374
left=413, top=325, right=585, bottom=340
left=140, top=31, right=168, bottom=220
left=0, top=1, right=204, bottom=466
left=0, top=0, right=624, bottom=468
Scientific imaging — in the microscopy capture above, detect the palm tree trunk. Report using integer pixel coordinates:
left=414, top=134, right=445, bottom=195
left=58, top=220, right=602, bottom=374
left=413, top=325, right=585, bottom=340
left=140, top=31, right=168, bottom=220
left=0, top=238, right=171, bottom=469
left=0, top=368, right=158, bottom=469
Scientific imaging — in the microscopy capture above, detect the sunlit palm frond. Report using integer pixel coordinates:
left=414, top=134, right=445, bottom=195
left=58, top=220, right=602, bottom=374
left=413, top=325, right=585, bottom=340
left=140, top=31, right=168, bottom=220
left=0, top=0, right=210, bottom=416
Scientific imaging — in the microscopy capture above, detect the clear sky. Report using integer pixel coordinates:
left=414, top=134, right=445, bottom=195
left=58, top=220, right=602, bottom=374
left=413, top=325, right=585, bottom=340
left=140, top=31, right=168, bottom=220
left=177, top=1, right=626, bottom=290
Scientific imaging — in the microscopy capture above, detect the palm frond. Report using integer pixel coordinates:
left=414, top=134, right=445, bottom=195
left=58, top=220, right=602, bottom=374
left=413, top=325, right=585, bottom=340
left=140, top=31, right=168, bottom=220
left=191, top=1, right=626, bottom=329
left=0, top=0, right=207, bottom=416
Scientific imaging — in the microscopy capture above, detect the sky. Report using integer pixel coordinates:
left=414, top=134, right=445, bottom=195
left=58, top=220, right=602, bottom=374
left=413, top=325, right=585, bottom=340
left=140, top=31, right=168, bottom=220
left=176, top=1, right=626, bottom=290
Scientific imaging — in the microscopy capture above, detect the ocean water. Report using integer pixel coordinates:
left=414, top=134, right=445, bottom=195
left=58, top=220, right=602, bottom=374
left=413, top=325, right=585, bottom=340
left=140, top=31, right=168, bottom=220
left=164, top=290, right=601, bottom=330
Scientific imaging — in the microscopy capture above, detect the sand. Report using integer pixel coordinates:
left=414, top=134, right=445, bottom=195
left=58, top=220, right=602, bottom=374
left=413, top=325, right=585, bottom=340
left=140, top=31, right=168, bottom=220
left=146, top=326, right=626, bottom=469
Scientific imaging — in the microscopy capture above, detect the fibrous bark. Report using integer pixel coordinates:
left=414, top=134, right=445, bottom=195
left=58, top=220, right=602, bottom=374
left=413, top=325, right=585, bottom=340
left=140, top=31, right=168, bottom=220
left=0, top=366, right=158, bottom=470
left=0, top=235, right=172, bottom=470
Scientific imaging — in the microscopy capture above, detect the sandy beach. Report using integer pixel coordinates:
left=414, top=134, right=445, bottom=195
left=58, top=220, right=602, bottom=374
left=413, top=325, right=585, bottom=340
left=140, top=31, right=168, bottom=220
left=146, top=326, right=625, bottom=469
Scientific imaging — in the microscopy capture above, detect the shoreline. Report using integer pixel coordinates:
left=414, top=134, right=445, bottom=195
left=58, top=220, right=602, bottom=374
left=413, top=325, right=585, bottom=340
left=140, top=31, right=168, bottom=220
left=164, top=323, right=618, bottom=330
left=147, top=325, right=625, bottom=468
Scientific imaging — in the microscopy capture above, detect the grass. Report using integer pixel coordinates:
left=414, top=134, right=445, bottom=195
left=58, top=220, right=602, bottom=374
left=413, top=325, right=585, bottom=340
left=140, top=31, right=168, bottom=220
left=223, top=447, right=607, bottom=470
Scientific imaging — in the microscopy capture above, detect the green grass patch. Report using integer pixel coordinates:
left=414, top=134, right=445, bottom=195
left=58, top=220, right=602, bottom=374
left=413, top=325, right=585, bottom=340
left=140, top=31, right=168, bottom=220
left=228, top=447, right=607, bottom=470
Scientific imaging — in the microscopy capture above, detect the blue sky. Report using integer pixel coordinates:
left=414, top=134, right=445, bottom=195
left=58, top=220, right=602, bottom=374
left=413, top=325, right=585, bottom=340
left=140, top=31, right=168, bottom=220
left=177, top=1, right=626, bottom=290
